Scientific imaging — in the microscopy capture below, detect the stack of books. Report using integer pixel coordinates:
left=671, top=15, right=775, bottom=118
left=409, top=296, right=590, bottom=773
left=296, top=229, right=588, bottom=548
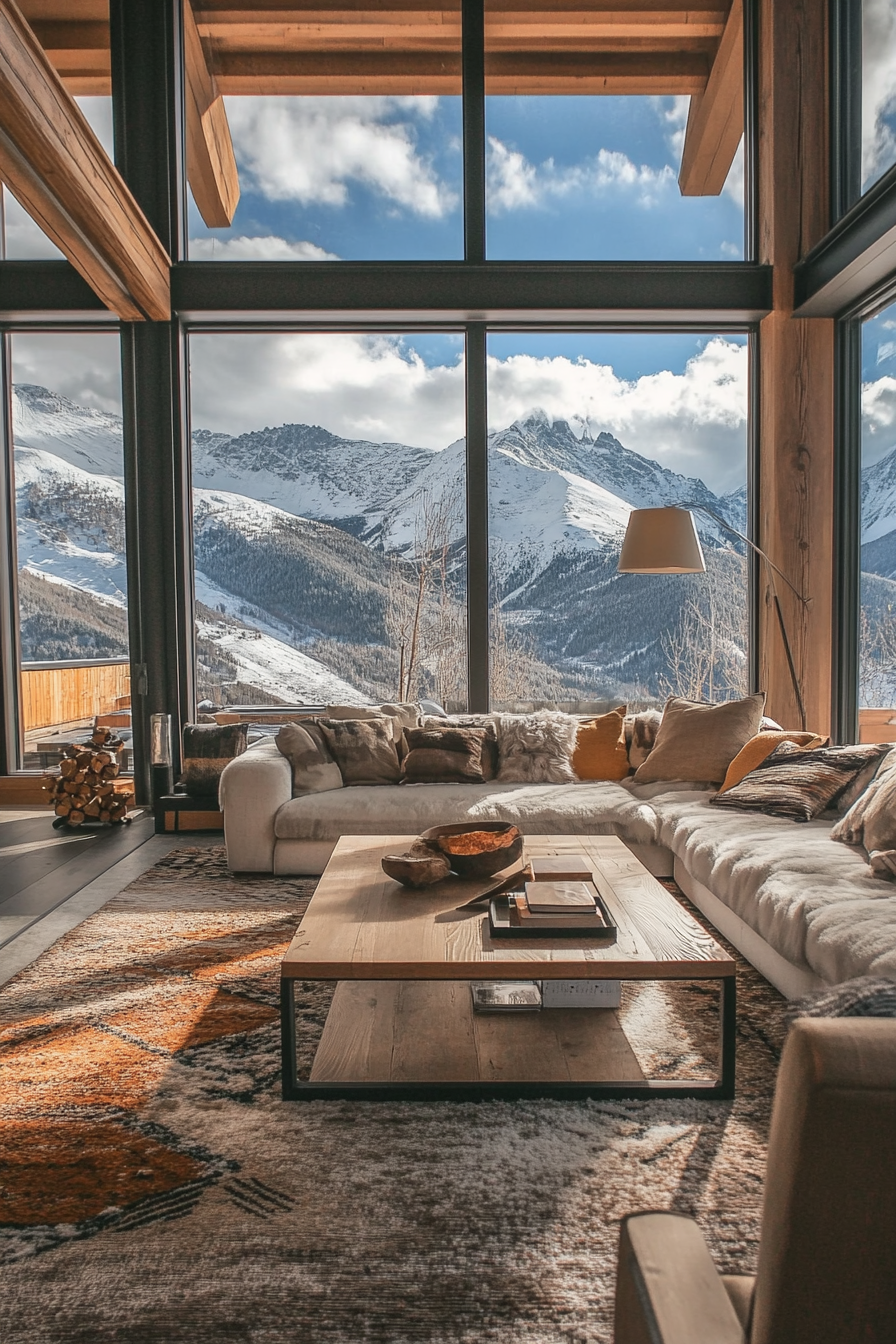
left=489, top=857, right=617, bottom=943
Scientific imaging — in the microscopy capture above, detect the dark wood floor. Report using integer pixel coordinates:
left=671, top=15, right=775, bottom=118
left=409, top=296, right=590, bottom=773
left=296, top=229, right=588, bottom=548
left=0, top=813, right=154, bottom=951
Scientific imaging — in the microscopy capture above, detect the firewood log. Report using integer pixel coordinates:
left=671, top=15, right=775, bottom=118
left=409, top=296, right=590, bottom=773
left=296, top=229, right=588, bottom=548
left=60, top=758, right=78, bottom=778
left=55, top=797, right=72, bottom=816
left=68, top=809, right=85, bottom=826
left=84, top=799, right=101, bottom=818
left=93, top=750, right=113, bottom=768
left=101, top=763, right=120, bottom=780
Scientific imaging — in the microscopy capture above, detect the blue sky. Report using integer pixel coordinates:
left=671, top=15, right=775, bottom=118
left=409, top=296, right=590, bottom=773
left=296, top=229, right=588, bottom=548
left=188, top=94, right=744, bottom=265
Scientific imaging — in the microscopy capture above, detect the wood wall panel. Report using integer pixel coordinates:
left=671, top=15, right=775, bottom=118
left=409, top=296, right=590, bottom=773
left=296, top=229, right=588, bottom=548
left=757, top=0, right=834, bottom=734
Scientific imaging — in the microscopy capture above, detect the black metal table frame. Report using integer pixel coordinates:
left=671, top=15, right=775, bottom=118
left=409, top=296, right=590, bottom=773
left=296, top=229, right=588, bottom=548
left=280, top=973, right=736, bottom=1102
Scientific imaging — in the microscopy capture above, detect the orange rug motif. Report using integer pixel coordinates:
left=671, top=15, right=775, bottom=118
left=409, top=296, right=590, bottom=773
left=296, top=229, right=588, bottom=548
left=0, top=847, right=786, bottom=1344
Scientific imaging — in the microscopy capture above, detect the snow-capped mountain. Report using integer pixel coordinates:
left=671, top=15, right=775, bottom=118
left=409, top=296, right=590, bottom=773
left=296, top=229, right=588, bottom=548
left=191, top=420, right=436, bottom=526
left=13, top=384, right=760, bottom=703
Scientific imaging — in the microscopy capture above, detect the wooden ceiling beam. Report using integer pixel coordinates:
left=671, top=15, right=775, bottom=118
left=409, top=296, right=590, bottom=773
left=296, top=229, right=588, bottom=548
left=0, top=0, right=169, bottom=320
left=678, top=0, right=742, bottom=194
left=184, top=0, right=239, bottom=227
left=214, top=48, right=708, bottom=94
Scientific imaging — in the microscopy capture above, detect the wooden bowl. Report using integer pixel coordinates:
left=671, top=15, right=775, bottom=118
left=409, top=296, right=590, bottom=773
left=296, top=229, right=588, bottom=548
left=382, top=841, right=451, bottom=888
left=419, top=822, right=523, bottom=879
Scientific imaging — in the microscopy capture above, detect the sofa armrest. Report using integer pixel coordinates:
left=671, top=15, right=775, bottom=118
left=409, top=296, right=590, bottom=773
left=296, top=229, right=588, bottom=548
left=220, top=740, right=292, bottom=872
left=614, top=1213, right=746, bottom=1344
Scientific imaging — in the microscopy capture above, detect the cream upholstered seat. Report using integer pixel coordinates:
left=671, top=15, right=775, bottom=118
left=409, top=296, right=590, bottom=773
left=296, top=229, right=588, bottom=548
left=613, top=1017, right=896, bottom=1344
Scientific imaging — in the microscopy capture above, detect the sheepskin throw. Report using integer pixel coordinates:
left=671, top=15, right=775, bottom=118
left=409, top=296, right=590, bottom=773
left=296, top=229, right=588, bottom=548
left=710, top=741, right=891, bottom=822
left=785, top=976, right=896, bottom=1027
left=401, top=726, right=497, bottom=784
left=319, top=718, right=401, bottom=786
left=275, top=722, right=343, bottom=797
left=495, top=711, right=578, bottom=784
left=634, top=692, right=766, bottom=785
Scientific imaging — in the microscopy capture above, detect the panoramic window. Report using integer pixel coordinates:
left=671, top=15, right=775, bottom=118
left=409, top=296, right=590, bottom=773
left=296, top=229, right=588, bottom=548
left=483, top=5, right=745, bottom=260
left=859, top=297, right=896, bottom=715
left=486, top=332, right=750, bottom=709
left=9, top=332, right=129, bottom=771
left=860, top=0, right=896, bottom=197
left=188, top=332, right=467, bottom=710
left=187, top=5, right=462, bottom=260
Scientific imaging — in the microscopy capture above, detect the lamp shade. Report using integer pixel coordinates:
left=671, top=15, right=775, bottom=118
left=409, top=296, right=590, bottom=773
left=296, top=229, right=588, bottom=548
left=618, top=506, right=706, bottom=574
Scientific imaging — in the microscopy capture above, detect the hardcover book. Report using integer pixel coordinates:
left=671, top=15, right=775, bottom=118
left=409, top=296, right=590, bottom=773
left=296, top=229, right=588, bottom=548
left=470, top=981, right=542, bottom=1011
left=524, top=880, right=597, bottom=914
left=529, top=854, right=594, bottom=882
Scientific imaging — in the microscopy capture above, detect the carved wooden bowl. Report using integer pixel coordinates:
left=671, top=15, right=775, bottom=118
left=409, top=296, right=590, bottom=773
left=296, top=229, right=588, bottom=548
left=419, top=822, right=523, bottom=879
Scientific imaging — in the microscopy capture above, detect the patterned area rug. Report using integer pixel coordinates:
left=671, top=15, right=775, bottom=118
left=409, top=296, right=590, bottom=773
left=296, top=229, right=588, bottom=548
left=0, top=847, right=786, bottom=1343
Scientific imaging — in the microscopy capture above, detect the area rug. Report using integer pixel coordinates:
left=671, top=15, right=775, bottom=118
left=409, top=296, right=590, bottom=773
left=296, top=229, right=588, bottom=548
left=0, top=847, right=787, bottom=1343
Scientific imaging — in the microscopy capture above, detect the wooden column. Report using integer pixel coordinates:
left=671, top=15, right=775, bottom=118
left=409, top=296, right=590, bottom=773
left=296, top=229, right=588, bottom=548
left=757, top=0, right=834, bottom=734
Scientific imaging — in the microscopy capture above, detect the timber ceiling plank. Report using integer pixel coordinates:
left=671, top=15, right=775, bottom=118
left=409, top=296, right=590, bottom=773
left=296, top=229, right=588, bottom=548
left=0, top=0, right=170, bottom=320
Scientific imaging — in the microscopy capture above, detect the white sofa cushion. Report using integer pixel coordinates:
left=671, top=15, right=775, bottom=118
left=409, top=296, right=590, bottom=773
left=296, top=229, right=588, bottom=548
left=805, top=900, right=896, bottom=985
left=273, top=780, right=660, bottom=847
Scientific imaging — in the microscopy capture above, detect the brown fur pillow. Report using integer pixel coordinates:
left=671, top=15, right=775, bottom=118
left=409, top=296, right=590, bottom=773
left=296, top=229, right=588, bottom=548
left=402, top=726, right=497, bottom=784
left=319, top=718, right=401, bottom=786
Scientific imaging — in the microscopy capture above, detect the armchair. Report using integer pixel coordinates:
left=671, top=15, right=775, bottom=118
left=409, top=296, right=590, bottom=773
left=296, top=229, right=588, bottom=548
left=614, top=1017, right=896, bottom=1344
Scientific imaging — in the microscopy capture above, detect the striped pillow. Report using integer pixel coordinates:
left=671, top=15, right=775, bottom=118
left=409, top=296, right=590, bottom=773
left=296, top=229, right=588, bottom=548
left=709, top=742, right=891, bottom=822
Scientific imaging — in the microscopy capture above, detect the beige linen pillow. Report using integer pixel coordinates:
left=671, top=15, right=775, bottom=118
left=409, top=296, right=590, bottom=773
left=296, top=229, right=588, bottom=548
left=275, top=722, right=343, bottom=797
left=831, top=748, right=896, bottom=845
left=319, top=718, right=401, bottom=785
left=633, top=692, right=766, bottom=786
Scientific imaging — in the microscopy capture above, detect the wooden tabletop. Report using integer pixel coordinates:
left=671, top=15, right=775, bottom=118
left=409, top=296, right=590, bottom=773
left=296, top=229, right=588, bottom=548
left=281, top=834, right=735, bottom=982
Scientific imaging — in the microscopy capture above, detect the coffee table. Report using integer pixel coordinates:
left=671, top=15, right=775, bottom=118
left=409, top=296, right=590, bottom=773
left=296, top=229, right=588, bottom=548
left=280, top=833, right=736, bottom=1101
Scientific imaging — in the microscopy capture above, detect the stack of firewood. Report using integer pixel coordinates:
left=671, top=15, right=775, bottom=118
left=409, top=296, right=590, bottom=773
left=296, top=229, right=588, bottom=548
left=42, top=725, right=130, bottom=826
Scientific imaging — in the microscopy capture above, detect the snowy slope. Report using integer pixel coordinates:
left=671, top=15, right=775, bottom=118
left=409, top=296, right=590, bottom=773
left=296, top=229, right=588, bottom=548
left=13, top=385, right=125, bottom=478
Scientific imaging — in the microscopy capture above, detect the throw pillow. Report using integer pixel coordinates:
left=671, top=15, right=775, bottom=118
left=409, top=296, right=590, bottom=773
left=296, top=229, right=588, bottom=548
left=719, top=731, right=827, bottom=793
left=709, top=741, right=891, bottom=822
left=319, top=717, right=401, bottom=786
left=784, top=976, right=896, bottom=1028
left=179, top=722, right=248, bottom=797
left=633, top=692, right=766, bottom=785
left=402, top=726, right=497, bottom=784
left=325, top=702, right=420, bottom=745
left=494, top=710, right=578, bottom=784
left=624, top=709, right=662, bottom=769
left=275, top=722, right=343, bottom=797
left=831, top=748, right=896, bottom=846
left=573, top=706, right=629, bottom=781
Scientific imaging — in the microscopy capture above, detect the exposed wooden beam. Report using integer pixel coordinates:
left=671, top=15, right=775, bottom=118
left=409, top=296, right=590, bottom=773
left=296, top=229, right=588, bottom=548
left=678, top=0, right=741, bottom=194
left=0, top=0, right=170, bottom=320
left=213, top=48, right=708, bottom=95
left=183, top=0, right=239, bottom=227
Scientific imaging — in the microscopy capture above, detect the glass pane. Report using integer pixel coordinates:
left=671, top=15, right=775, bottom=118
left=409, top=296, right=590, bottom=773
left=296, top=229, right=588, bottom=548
left=860, top=298, right=896, bottom=713
left=486, top=332, right=749, bottom=710
left=2, top=97, right=113, bottom=259
left=188, top=5, right=462, bottom=260
left=188, top=332, right=467, bottom=710
left=11, top=333, right=129, bottom=771
left=484, top=4, right=745, bottom=260
left=862, top=0, right=896, bottom=195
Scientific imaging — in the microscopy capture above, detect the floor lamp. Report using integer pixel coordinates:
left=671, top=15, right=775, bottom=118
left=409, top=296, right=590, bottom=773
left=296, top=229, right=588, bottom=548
left=617, top=504, right=810, bottom=731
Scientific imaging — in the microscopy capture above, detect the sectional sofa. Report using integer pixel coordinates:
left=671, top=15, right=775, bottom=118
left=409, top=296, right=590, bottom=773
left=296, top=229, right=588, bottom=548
left=220, top=736, right=896, bottom=1001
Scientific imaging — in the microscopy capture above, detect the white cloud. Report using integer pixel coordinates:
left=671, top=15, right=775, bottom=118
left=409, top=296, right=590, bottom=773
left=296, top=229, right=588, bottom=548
left=723, top=137, right=745, bottom=207
left=189, top=333, right=748, bottom=493
left=11, top=332, right=123, bottom=416
left=720, top=240, right=742, bottom=258
left=189, top=234, right=339, bottom=261
left=863, top=376, right=896, bottom=465
left=2, top=188, right=64, bottom=259
left=224, top=96, right=457, bottom=218
left=653, top=94, right=690, bottom=163
left=487, top=137, right=676, bottom=213
left=862, top=0, right=896, bottom=188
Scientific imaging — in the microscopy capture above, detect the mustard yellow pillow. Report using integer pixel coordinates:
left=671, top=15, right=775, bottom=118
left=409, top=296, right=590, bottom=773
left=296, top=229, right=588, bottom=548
left=573, top=706, right=629, bottom=781
left=719, top=731, right=827, bottom=793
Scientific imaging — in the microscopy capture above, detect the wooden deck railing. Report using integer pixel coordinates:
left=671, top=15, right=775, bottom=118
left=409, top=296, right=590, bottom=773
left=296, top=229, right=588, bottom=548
left=21, top=659, right=131, bottom=733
